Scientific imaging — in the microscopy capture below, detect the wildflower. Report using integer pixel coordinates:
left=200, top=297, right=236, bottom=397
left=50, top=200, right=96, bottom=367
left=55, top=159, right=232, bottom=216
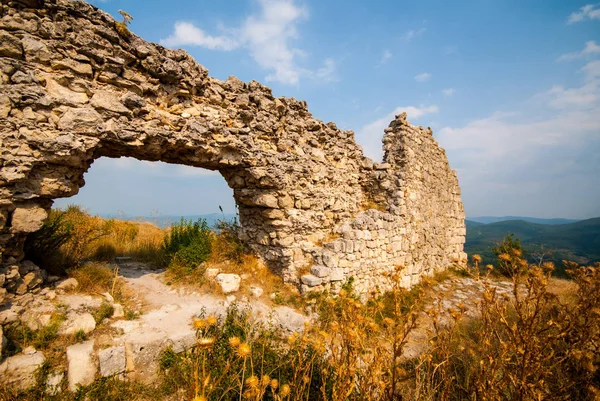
left=472, top=254, right=482, bottom=264
left=280, top=384, right=291, bottom=397
left=498, top=254, right=511, bottom=262
left=339, top=289, right=347, bottom=298
left=193, top=396, right=207, bottom=401
left=237, top=342, right=251, bottom=358
left=197, top=337, right=215, bottom=349
left=193, top=318, right=206, bottom=329
left=228, top=336, right=241, bottom=348
left=206, top=315, right=218, bottom=326
left=382, top=317, right=395, bottom=328
left=245, top=375, right=259, bottom=388
left=270, top=379, right=279, bottom=389
left=261, top=375, right=271, bottom=385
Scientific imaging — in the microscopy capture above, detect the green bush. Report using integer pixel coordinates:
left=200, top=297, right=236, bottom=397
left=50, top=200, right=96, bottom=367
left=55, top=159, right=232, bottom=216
left=163, top=218, right=212, bottom=268
left=23, top=209, right=74, bottom=275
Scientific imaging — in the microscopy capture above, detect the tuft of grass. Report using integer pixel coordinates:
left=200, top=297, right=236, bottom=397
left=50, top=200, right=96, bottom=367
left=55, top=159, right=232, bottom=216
left=93, top=302, right=114, bottom=324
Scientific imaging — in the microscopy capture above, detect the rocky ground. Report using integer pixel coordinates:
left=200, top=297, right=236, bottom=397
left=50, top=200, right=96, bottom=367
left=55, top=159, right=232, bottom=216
left=0, top=263, right=522, bottom=396
left=0, top=261, right=308, bottom=394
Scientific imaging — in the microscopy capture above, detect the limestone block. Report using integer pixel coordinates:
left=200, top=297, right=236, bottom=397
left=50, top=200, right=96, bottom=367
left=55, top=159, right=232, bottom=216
left=215, top=273, right=241, bottom=294
left=274, top=306, right=307, bottom=332
left=310, top=265, right=331, bottom=278
left=90, top=91, right=131, bottom=115
left=11, top=206, right=47, bottom=233
left=0, top=351, right=46, bottom=391
left=55, top=277, right=79, bottom=291
left=301, top=274, right=322, bottom=287
left=66, top=340, right=96, bottom=391
left=59, top=312, right=96, bottom=335
left=58, top=108, right=103, bottom=133
left=98, top=346, right=126, bottom=377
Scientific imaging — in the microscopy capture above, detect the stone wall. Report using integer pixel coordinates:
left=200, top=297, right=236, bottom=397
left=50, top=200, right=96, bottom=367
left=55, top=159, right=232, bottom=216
left=0, top=0, right=466, bottom=301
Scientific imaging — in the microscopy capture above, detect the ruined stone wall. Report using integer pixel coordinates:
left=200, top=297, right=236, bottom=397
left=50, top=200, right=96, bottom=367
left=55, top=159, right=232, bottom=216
left=0, top=0, right=466, bottom=301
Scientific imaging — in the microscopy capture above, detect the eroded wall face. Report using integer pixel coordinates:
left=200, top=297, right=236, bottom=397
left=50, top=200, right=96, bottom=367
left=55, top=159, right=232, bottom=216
left=0, top=0, right=465, bottom=301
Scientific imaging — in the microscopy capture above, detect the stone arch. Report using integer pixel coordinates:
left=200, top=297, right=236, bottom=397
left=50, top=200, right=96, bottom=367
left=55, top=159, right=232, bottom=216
left=0, top=0, right=466, bottom=300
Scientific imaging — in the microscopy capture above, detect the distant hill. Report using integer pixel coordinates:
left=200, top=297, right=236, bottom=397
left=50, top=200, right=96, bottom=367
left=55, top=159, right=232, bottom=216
left=468, top=216, right=581, bottom=225
left=465, top=217, right=600, bottom=276
left=101, top=213, right=238, bottom=228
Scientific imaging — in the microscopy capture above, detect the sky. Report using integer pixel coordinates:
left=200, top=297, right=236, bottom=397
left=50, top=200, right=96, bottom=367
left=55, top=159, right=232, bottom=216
left=55, top=0, right=600, bottom=219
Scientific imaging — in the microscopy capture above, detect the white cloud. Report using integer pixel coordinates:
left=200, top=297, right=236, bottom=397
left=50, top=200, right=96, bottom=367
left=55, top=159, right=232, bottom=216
left=160, top=0, right=334, bottom=85
left=314, top=58, right=337, bottom=82
left=414, top=72, right=431, bottom=82
left=436, top=58, right=600, bottom=217
left=442, top=88, right=455, bottom=96
left=558, top=40, right=600, bottom=61
left=379, top=49, right=392, bottom=65
left=400, top=28, right=426, bottom=42
left=108, top=158, right=219, bottom=177
left=356, top=105, right=439, bottom=161
left=160, top=21, right=239, bottom=50
left=567, top=4, right=600, bottom=24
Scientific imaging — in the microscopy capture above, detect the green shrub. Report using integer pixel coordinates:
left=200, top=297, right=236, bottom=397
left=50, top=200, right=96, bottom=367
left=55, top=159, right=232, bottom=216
left=93, top=302, right=114, bottom=324
left=23, top=209, right=74, bottom=275
left=163, top=218, right=212, bottom=268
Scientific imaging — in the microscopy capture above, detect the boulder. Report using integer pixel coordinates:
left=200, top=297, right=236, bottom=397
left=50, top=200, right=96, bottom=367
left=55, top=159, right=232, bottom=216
left=274, top=306, right=307, bottom=333
left=10, top=205, right=47, bottom=233
left=55, top=277, right=78, bottom=291
left=215, top=273, right=241, bottom=294
left=0, top=351, right=46, bottom=391
left=59, top=312, right=96, bottom=335
left=66, top=340, right=97, bottom=391
left=310, top=265, right=331, bottom=278
left=301, top=274, right=322, bottom=287
left=98, top=346, right=126, bottom=377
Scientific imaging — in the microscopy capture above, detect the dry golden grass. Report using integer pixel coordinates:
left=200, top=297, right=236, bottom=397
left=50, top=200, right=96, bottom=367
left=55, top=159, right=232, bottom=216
left=69, top=262, right=137, bottom=309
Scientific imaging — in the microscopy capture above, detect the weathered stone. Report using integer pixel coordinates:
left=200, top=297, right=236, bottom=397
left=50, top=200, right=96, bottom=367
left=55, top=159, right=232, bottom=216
left=46, top=78, right=89, bottom=104
left=215, top=273, right=241, bottom=294
left=11, top=206, right=48, bottom=233
left=55, top=277, right=78, bottom=291
left=112, top=303, right=124, bottom=318
left=301, top=274, right=322, bottom=287
left=58, top=108, right=103, bottom=132
left=90, top=90, right=131, bottom=114
left=0, top=351, right=46, bottom=391
left=0, top=32, right=23, bottom=59
left=274, top=306, right=307, bottom=332
left=204, top=268, right=220, bottom=279
left=66, top=340, right=96, bottom=391
left=310, top=265, right=331, bottom=278
left=98, top=346, right=126, bottom=377
left=59, top=312, right=96, bottom=335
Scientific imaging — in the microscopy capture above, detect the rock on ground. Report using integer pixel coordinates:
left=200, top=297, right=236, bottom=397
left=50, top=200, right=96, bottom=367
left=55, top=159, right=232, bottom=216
left=59, top=312, right=96, bottom=335
left=215, top=273, right=241, bottom=294
left=0, top=351, right=46, bottom=391
left=98, top=346, right=126, bottom=377
left=66, top=340, right=97, bottom=391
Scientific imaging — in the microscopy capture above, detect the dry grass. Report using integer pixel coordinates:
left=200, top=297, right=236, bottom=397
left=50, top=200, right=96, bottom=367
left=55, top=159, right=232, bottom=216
left=69, top=262, right=137, bottom=309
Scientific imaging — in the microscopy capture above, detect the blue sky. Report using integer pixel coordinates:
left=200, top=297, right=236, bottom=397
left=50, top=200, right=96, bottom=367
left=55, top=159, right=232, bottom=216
left=56, top=0, right=600, bottom=219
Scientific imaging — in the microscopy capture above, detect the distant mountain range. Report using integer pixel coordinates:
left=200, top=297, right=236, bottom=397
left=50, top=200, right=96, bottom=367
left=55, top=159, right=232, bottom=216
left=100, top=213, right=238, bottom=228
left=465, top=217, right=600, bottom=275
left=467, top=216, right=581, bottom=225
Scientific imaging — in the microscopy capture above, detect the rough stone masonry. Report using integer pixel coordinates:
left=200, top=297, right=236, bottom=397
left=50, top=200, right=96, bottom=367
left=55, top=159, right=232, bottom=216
left=0, top=0, right=466, bottom=300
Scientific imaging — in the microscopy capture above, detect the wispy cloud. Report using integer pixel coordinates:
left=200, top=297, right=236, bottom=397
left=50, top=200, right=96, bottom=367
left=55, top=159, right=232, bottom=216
left=558, top=40, right=600, bottom=61
left=442, top=88, right=456, bottom=96
left=437, top=59, right=600, bottom=217
left=379, top=49, right=392, bottom=65
left=414, top=72, right=431, bottom=82
left=356, top=105, right=439, bottom=161
left=314, top=58, right=337, bottom=82
left=399, top=27, right=426, bottom=42
left=160, top=0, right=334, bottom=85
left=567, top=4, right=600, bottom=24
